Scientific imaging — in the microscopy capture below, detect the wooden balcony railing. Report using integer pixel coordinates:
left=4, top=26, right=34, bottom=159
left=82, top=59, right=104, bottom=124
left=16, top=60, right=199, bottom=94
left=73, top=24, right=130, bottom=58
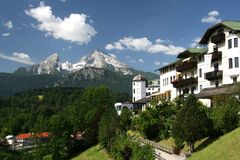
left=172, top=77, right=198, bottom=88
left=205, top=70, right=223, bottom=81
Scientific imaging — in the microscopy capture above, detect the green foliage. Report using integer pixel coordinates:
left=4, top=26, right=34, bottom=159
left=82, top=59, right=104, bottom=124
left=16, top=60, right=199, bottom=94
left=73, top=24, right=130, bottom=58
left=109, top=134, right=154, bottom=160
left=210, top=96, right=239, bottom=135
left=172, top=94, right=210, bottom=152
left=0, top=86, right=130, bottom=159
left=119, top=108, right=132, bottom=132
left=0, top=145, right=21, bottom=160
left=131, top=144, right=154, bottom=160
left=98, top=107, right=119, bottom=149
left=134, top=100, right=176, bottom=141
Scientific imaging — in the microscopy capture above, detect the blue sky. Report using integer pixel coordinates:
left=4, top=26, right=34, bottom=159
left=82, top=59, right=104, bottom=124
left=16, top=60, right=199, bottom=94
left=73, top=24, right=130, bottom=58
left=0, top=0, right=239, bottom=73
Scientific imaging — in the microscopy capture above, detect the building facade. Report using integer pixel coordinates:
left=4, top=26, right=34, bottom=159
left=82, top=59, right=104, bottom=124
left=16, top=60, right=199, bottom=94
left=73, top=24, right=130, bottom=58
left=155, top=20, right=240, bottom=105
left=132, top=74, right=147, bottom=102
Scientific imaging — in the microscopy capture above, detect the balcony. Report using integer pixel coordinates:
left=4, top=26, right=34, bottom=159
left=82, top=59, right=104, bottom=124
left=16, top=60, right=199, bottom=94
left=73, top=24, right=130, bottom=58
left=211, top=33, right=225, bottom=44
left=176, top=61, right=197, bottom=72
left=211, top=51, right=222, bottom=62
left=172, top=77, right=198, bottom=88
left=205, top=70, right=223, bottom=81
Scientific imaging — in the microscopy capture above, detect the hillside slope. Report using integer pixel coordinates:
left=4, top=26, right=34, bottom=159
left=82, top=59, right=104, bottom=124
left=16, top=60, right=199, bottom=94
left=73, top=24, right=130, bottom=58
left=72, top=145, right=112, bottom=160
left=189, top=127, right=240, bottom=160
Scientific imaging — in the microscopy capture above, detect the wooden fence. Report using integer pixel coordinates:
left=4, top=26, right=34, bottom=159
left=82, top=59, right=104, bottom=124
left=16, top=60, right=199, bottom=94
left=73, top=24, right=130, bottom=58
left=134, top=137, right=177, bottom=154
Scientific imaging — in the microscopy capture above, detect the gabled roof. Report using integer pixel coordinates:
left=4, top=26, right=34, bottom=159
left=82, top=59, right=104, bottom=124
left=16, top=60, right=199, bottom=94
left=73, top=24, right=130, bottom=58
left=133, top=74, right=146, bottom=81
left=196, top=83, right=238, bottom=99
left=199, top=20, right=240, bottom=44
left=177, top=48, right=208, bottom=59
left=16, top=133, right=32, bottom=139
left=132, top=96, right=151, bottom=104
left=16, top=132, right=50, bottom=139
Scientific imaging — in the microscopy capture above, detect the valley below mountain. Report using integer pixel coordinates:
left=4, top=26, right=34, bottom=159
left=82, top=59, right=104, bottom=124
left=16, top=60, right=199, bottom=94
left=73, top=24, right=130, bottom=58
left=0, top=50, right=158, bottom=97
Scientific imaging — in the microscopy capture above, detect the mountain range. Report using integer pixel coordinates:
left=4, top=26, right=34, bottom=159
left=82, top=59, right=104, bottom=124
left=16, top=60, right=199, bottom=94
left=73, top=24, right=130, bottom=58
left=1, top=50, right=159, bottom=96
left=15, top=50, right=134, bottom=75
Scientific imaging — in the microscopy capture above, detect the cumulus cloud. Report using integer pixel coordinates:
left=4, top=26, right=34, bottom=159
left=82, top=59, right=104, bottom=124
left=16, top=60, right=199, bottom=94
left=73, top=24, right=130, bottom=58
left=154, top=61, right=161, bottom=66
left=189, top=37, right=201, bottom=48
left=105, top=42, right=124, bottom=50
left=201, top=10, right=221, bottom=24
left=2, top=33, right=11, bottom=37
left=105, top=37, right=185, bottom=55
left=138, top=58, right=144, bottom=63
left=25, top=2, right=97, bottom=44
left=0, top=52, right=35, bottom=65
left=4, top=21, right=13, bottom=29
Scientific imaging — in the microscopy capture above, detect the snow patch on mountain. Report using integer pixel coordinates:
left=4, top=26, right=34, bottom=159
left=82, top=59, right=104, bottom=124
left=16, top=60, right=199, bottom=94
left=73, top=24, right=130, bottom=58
left=72, top=50, right=132, bottom=75
left=21, top=50, right=133, bottom=75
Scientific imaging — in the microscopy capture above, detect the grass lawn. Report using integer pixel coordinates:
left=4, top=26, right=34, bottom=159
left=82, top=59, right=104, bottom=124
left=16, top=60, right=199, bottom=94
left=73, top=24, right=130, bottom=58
left=189, top=127, right=240, bottom=160
left=72, top=145, right=112, bottom=160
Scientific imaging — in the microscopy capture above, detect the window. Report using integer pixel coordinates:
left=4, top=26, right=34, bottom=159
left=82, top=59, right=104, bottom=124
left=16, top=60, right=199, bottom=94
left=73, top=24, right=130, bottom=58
left=170, top=76, right=172, bottom=82
left=229, top=58, right=233, bottom=69
left=200, top=85, right=203, bottom=91
left=234, top=38, right=238, bottom=48
left=133, top=89, right=135, bottom=94
left=199, top=68, right=202, bottom=78
left=235, top=57, right=239, bottom=68
left=228, top=39, right=232, bottom=49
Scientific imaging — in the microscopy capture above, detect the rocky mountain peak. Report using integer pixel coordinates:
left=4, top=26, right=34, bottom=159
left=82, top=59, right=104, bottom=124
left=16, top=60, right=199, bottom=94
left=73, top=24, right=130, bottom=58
left=15, top=50, right=133, bottom=75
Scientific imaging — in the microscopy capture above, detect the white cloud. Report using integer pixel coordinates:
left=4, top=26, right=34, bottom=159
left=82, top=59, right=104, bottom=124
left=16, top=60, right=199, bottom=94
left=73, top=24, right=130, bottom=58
left=0, top=52, right=35, bottom=65
left=105, top=42, right=124, bottom=50
left=201, top=10, right=221, bottom=24
left=59, top=0, right=67, bottom=2
left=119, top=37, right=152, bottom=51
left=138, top=58, right=144, bottom=63
left=154, top=61, right=161, bottom=66
left=4, top=21, right=13, bottom=29
left=105, top=36, right=185, bottom=55
left=2, top=33, right=11, bottom=37
left=109, top=53, right=117, bottom=59
left=25, top=2, right=97, bottom=44
left=189, top=37, right=201, bottom=48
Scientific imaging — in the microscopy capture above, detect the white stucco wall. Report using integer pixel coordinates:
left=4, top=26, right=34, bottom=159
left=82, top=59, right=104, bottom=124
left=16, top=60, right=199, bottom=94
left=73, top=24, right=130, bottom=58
left=132, top=80, right=146, bottom=102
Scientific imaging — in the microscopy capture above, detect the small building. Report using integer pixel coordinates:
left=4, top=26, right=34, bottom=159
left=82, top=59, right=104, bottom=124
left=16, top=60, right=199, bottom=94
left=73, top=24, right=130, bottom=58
left=5, top=135, right=15, bottom=145
left=15, top=132, right=50, bottom=147
left=114, top=102, right=133, bottom=115
left=146, top=79, right=160, bottom=96
left=132, top=96, right=151, bottom=111
left=132, top=74, right=147, bottom=102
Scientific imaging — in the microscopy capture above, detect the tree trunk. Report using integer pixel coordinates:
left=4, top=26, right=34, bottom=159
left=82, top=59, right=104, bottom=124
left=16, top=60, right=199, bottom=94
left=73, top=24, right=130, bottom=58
left=188, top=142, right=195, bottom=154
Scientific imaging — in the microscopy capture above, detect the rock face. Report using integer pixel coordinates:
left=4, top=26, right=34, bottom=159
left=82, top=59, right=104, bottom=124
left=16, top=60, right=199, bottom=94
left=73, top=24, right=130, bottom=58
left=15, top=50, right=133, bottom=75
left=72, top=50, right=132, bottom=75
left=15, top=53, right=62, bottom=75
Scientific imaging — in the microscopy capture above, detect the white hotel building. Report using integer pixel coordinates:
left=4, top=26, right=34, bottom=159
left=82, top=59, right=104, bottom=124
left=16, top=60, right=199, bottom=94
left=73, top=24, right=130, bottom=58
left=152, top=20, right=240, bottom=105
